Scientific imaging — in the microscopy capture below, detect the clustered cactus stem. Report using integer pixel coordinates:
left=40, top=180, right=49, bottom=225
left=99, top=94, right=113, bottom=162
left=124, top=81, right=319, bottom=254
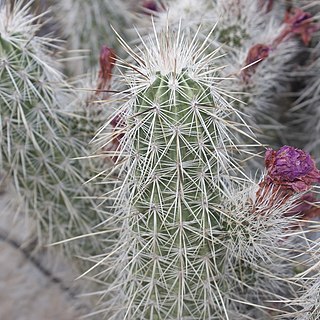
left=92, top=25, right=320, bottom=319
left=0, top=0, right=104, bottom=261
left=2, top=1, right=320, bottom=319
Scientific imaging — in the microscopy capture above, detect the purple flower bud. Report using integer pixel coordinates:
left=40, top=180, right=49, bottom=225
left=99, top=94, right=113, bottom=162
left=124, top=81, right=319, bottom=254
left=143, top=0, right=158, bottom=12
left=264, top=146, right=320, bottom=192
left=254, top=146, right=320, bottom=220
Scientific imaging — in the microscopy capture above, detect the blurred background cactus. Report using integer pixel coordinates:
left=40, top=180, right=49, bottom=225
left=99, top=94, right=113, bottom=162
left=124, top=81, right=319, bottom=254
left=0, top=0, right=109, bottom=257
left=1, top=0, right=320, bottom=319
left=51, top=0, right=133, bottom=75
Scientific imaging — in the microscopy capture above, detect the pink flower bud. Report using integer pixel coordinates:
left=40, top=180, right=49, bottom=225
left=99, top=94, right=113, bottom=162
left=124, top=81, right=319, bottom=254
left=141, top=0, right=166, bottom=15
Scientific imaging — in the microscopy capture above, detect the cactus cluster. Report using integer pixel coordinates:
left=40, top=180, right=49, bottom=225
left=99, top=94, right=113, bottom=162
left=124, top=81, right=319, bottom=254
left=94, top=24, right=320, bottom=319
left=1, top=0, right=320, bottom=319
left=0, top=0, right=106, bottom=264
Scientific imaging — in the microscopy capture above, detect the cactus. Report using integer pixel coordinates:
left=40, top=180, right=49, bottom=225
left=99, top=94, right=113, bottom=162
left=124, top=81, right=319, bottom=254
left=279, top=5, right=320, bottom=160
left=289, top=56, right=320, bottom=159
left=287, top=235, right=320, bottom=320
left=0, top=0, right=103, bottom=259
left=52, top=0, right=132, bottom=75
left=135, top=0, right=313, bottom=169
left=293, top=273, right=320, bottom=320
left=93, top=25, right=302, bottom=319
left=217, top=3, right=320, bottom=168
left=1, top=1, right=320, bottom=319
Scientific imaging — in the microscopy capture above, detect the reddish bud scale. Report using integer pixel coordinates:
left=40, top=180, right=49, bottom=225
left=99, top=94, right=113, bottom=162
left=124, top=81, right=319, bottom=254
left=96, top=46, right=116, bottom=93
left=94, top=46, right=123, bottom=162
left=275, top=7, right=320, bottom=46
left=241, top=44, right=270, bottom=81
left=242, top=8, right=318, bottom=82
left=105, top=115, right=125, bottom=163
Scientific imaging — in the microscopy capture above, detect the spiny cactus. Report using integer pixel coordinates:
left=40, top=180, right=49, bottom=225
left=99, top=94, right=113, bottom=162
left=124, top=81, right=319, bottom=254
left=293, top=273, right=320, bottom=320
left=210, top=0, right=272, bottom=50
left=135, top=0, right=313, bottom=168
left=217, top=3, right=320, bottom=168
left=279, top=6, right=320, bottom=159
left=135, top=0, right=269, bottom=51
left=289, top=63, right=320, bottom=158
left=64, top=45, right=118, bottom=221
left=92, top=25, right=307, bottom=319
left=2, top=1, right=320, bottom=319
left=52, top=0, right=132, bottom=75
left=0, top=0, right=103, bottom=259
left=286, top=234, right=320, bottom=320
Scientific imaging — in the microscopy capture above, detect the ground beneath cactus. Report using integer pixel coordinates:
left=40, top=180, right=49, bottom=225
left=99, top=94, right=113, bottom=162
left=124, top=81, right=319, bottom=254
left=0, top=184, right=91, bottom=320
